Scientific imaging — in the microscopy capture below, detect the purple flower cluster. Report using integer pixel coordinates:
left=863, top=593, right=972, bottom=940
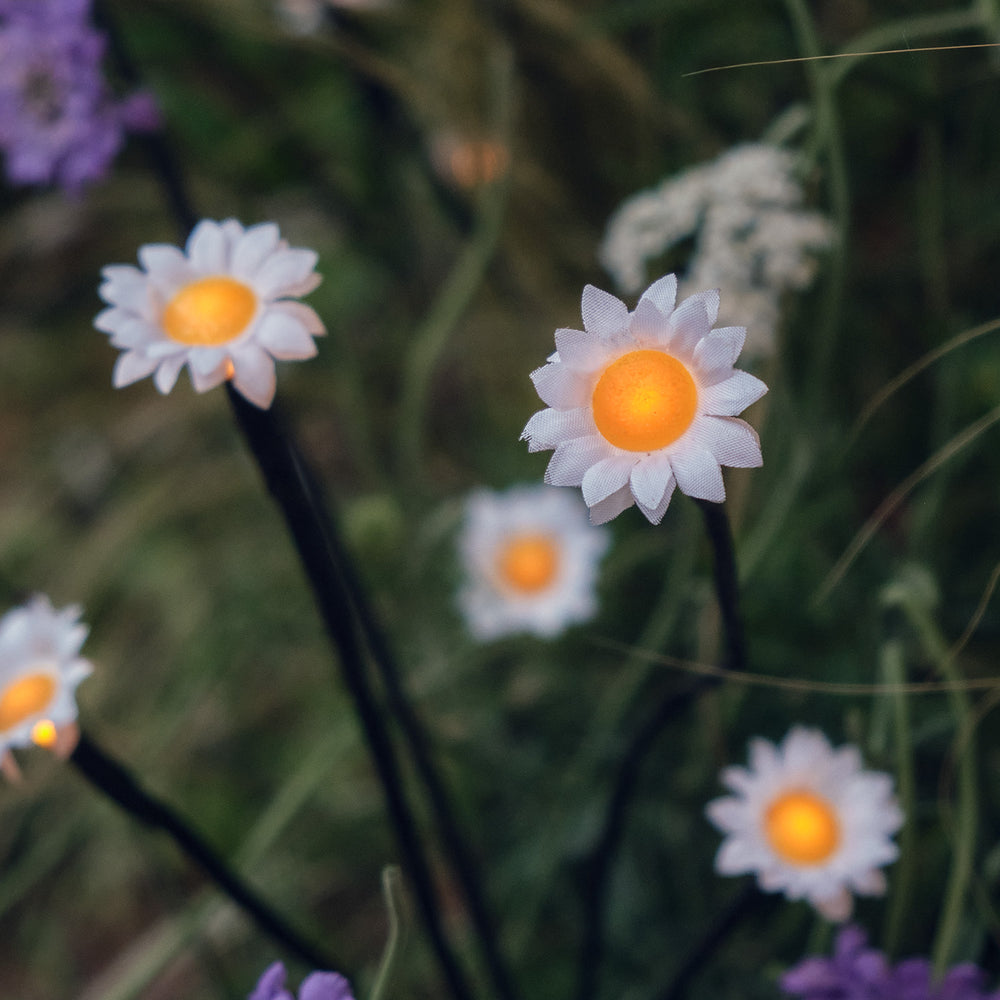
left=782, top=926, right=1000, bottom=1000
left=249, top=962, right=355, bottom=1000
left=0, top=0, right=159, bottom=192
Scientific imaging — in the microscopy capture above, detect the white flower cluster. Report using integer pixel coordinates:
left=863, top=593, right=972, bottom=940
left=599, top=144, right=834, bottom=358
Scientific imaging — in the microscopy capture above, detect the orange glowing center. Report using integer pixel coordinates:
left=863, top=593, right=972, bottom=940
left=31, top=719, right=58, bottom=748
left=0, top=673, right=56, bottom=733
left=162, top=276, right=257, bottom=347
left=496, top=534, right=559, bottom=593
left=591, top=350, right=698, bottom=452
left=764, top=790, right=841, bottom=865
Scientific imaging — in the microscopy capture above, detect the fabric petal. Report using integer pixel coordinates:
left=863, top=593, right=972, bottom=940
left=635, top=475, right=675, bottom=524
left=692, top=326, right=746, bottom=376
left=138, top=243, right=194, bottom=289
left=254, top=248, right=319, bottom=299
left=231, top=345, right=278, bottom=408
left=670, top=447, right=725, bottom=502
left=698, top=370, right=768, bottom=416
left=530, top=363, right=591, bottom=409
left=521, top=407, right=595, bottom=451
left=544, top=437, right=608, bottom=487
left=269, top=300, right=326, bottom=335
left=112, top=351, right=159, bottom=387
left=637, top=273, right=677, bottom=320
left=588, top=483, right=634, bottom=524
left=667, top=292, right=714, bottom=354
left=581, top=455, right=634, bottom=506
left=689, top=416, right=762, bottom=468
left=581, top=284, right=629, bottom=340
left=255, top=311, right=319, bottom=359
left=153, top=353, right=187, bottom=394
left=232, top=222, right=281, bottom=279
left=186, top=220, right=228, bottom=272
left=629, top=454, right=672, bottom=510
left=553, top=327, right=605, bottom=371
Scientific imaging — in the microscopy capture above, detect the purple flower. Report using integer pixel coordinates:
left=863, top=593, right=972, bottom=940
left=782, top=927, right=1000, bottom=1000
left=0, top=0, right=159, bottom=192
left=249, top=962, right=355, bottom=1000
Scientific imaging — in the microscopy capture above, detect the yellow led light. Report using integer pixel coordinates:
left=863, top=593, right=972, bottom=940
left=496, top=534, right=559, bottom=593
left=764, top=790, right=841, bottom=865
left=591, top=349, right=697, bottom=452
left=162, top=276, right=257, bottom=347
left=30, top=719, right=58, bottom=749
left=0, top=673, right=56, bottom=733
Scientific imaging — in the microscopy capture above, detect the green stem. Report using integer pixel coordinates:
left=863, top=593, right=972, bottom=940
left=881, top=639, right=918, bottom=956
left=891, top=587, right=977, bottom=973
left=370, top=866, right=405, bottom=1000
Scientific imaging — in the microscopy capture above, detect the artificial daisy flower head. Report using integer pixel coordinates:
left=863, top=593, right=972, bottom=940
left=249, top=961, right=354, bottom=1000
left=706, top=727, right=903, bottom=922
left=95, top=218, right=325, bottom=409
left=0, top=595, right=92, bottom=759
left=520, top=275, right=767, bottom=525
left=457, top=484, right=610, bottom=640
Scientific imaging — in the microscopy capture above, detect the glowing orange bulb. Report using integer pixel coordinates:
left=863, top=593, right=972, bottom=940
left=764, top=790, right=841, bottom=865
left=162, top=276, right=257, bottom=347
left=0, top=673, right=56, bottom=733
left=591, top=350, right=697, bottom=452
left=496, top=534, right=559, bottom=593
left=30, top=719, right=58, bottom=748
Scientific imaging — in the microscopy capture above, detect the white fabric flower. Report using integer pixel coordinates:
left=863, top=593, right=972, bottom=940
left=95, top=218, right=325, bottom=409
left=458, top=484, right=609, bottom=640
left=705, top=727, right=903, bottom=922
left=521, top=275, right=766, bottom=525
left=0, top=596, right=92, bottom=754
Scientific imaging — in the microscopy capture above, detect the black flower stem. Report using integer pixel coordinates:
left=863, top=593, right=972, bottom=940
left=70, top=730, right=338, bottom=971
left=226, top=388, right=476, bottom=1000
left=655, top=883, right=766, bottom=1000
left=694, top=499, right=747, bottom=675
left=576, top=499, right=748, bottom=1000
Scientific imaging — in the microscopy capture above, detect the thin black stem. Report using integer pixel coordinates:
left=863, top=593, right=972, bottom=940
left=575, top=680, right=711, bottom=1000
left=70, top=730, right=337, bottom=971
left=694, top=500, right=747, bottom=674
left=656, top=884, right=764, bottom=1000
left=227, top=389, right=476, bottom=1000
left=577, top=500, right=749, bottom=1000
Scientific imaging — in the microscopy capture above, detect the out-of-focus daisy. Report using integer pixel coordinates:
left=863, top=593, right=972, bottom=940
left=0, top=595, right=92, bottom=763
left=249, top=961, right=354, bottom=1000
left=458, top=484, right=609, bottom=640
left=521, top=275, right=766, bottom=525
left=95, top=218, right=325, bottom=409
left=706, top=727, right=903, bottom=921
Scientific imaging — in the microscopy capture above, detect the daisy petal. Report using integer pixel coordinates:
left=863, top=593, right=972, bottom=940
left=669, top=447, right=725, bottom=502
left=186, top=220, right=228, bottom=272
left=698, top=370, right=768, bottom=415
left=629, top=454, right=672, bottom=510
left=581, top=284, right=629, bottom=340
left=232, top=222, right=281, bottom=279
left=691, top=417, right=762, bottom=468
left=544, top=437, right=608, bottom=487
left=530, top=363, right=591, bottom=409
left=554, top=327, right=605, bottom=371
left=635, top=475, right=675, bottom=524
left=581, top=455, right=634, bottom=506
left=112, top=351, right=160, bottom=387
left=154, top=354, right=188, bottom=394
left=254, top=248, right=320, bottom=299
left=588, top=484, right=634, bottom=524
left=637, top=273, right=677, bottom=319
left=666, top=293, right=713, bottom=354
left=693, top=326, right=747, bottom=375
left=230, top=345, right=278, bottom=408
left=521, top=407, right=595, bottom=451
left=255, top=312, right=319, bottom=359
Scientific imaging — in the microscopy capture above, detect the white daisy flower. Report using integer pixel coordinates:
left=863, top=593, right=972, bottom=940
left=705, top=726, right=903, bottom=922
left=457, top=484, right=610, bottom=640
left=0, top=595, right=92, bottom=756
left=520, top=275, right=767, bottom=525
left=94, top=218, right=325, bottom=409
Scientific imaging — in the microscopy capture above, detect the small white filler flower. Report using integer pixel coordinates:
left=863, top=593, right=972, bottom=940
left=0, top=595, right=92, bottom=758
left=458, top=484, right=609, bottom=640
left=705, top=727, right=903, bottom=921
left=521, top=275, right=766, bottom=525
left=95, top=218, right=325, bottom=409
